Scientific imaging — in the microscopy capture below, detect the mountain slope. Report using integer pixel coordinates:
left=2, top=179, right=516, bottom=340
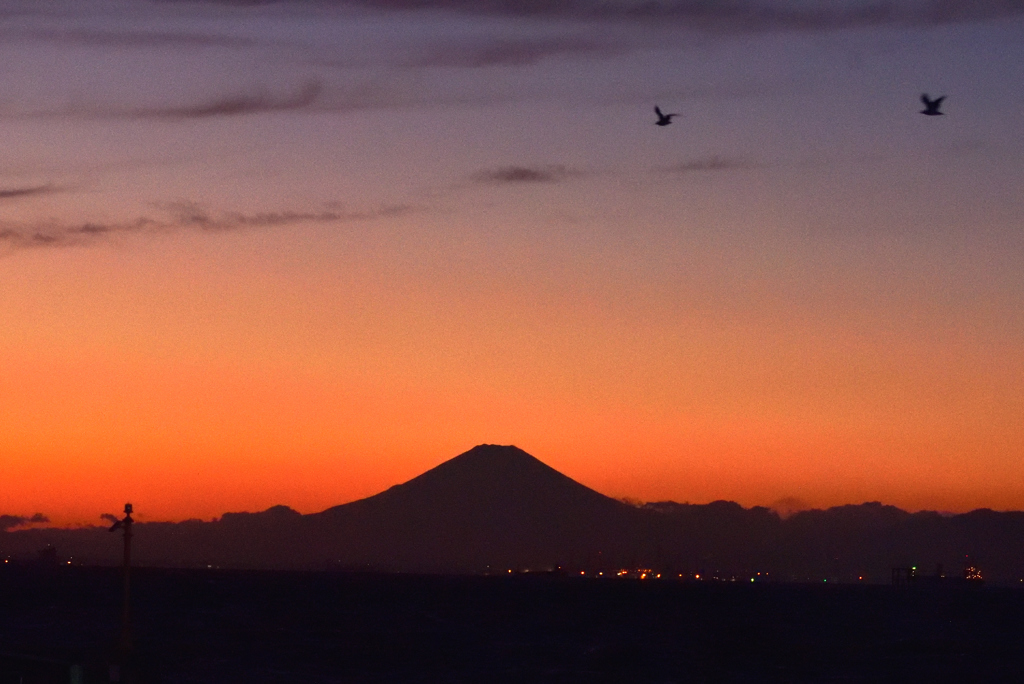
left=306, top=444, right=648, bottom=571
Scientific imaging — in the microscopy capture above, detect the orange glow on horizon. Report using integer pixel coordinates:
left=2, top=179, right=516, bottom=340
left=2, top=225, right=1022, bottom=524
left=3, top=335, right=1023, bottom=526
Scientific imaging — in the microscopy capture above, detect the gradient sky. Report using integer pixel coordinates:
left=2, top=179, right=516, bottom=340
left=2, top=0, right=1023, bottom=526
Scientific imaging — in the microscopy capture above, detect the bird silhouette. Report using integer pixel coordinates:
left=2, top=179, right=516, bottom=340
left=920, top=94, right=945, bottom=116
left=654, top=105, right=677, bottom=126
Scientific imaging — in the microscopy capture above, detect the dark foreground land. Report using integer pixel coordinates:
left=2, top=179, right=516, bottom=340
left=2, top=566, right=1023, bottom=683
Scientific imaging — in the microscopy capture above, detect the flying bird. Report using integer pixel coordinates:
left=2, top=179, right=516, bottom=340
left=920, top=94, right=945, bottom=116
left=654, top=105, right=677, bottom=126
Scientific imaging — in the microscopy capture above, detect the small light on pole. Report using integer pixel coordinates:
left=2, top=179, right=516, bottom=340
left=109, top=503, right=134, bottom=668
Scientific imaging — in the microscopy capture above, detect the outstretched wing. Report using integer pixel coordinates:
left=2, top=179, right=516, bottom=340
left=654, top=105, right=664, bottom=117
left=921, top=93, right=932, bottom=106
left=933, top=96, right=945, bottom=107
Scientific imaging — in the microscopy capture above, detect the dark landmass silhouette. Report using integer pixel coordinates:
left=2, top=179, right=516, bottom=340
left=6, top=568, right=1024, bottom=683
left=3, top=445, right=1023, bottom=582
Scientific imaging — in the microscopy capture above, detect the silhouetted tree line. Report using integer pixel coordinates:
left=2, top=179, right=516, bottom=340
left=3, top=502, right=1023, bottom=582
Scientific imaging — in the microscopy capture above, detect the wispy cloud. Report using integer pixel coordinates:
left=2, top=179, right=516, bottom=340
left=157, top=201, right=411, bottom=230
left=12, top=81, right=336, bottom=122
left=0, top=185, right=59, bottom=199
left=141, top=81, right=321, bottom=120
left=0, top=513, right=49, bottom=531
left=62, top=81, right=325, bottom=121
left=0, top=27, right=263, bottom=49
left=467, top=0, right=1018, bottom=28
left=0, top=2, right=819, bottom=126
left=663, top=156, right=754, bottom=173
left=472, top=165, right=578, bottom=184
left=181, top=1, right=1024, bottom=29
left=0, top=201, right=413, bottom=253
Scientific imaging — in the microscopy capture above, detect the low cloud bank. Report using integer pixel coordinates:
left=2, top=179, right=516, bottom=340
left=0, top=513, right=49, bottom=531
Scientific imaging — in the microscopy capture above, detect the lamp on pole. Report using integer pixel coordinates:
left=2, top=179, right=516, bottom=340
left=108, top=503, right=134, bottom=657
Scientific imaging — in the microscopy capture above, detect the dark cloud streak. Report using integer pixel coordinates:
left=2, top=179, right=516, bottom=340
left=129, top=81, right=322, bottom=120
left=160, top=201, right=410, bottom=230
left=473, top=165, right=577, bottom=184
left=0, top=201, right=413, bottom=254
left=0, top=27, right=263, bottom=49
left=664, top=156, right=753, bottom=173
left=0, top=185, right=59, bottom=199
left=18, top=82, right=325, bottom=122
left=162, top=1, right=1024, bottom=30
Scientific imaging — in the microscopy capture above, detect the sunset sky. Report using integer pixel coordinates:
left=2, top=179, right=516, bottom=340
left=2, top=0, right=1023, bottom=526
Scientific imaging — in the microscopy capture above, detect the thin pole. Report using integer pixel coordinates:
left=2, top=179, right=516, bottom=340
left=108, top=503, right=134, bottom=683
left=119, top=503, right=133, bottom=653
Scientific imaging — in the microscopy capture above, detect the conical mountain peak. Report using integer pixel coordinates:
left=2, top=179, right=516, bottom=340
left=415, top=443, right=554, bottom=481
left=445, top=443, right=539, bottom=470
left=457, top=443, right=532, bottom=459
left=309, top=445, right=637, bottom=571
left=377, top=444, right=605, bottom=503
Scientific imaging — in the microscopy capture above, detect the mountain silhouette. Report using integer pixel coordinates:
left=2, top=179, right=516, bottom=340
left=4, top=445, right=1024, bottom=581
left=307, top=444, right=647, bottom=571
